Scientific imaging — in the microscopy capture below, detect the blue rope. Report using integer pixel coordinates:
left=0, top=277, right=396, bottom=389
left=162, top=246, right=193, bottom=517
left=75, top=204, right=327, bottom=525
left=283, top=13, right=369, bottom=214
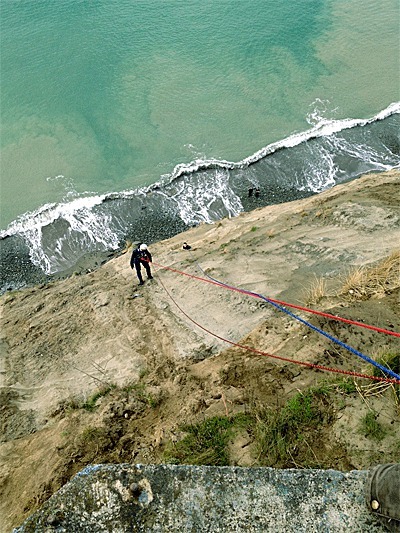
left=189, top=253, right=400, bottom=381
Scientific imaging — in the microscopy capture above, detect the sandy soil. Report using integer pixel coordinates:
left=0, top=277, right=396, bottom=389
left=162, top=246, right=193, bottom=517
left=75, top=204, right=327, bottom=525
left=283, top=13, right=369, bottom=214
left=1, top=170, right=399, bottom=531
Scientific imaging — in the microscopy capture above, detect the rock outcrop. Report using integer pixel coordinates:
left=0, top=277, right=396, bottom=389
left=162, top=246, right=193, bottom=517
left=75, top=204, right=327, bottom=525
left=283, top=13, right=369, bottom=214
left=14, top=464, right=385, bottom=532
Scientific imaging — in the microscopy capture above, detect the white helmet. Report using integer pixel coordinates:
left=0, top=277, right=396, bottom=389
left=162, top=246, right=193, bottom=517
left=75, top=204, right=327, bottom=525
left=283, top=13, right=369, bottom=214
left=139, top=243, right=148, bottom=251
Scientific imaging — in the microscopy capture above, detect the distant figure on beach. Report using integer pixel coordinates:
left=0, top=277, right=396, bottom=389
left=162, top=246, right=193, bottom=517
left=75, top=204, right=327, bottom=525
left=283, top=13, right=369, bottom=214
left=183, top=242, right=191, bottom=250
left=248, top=187, right=260, bottom=198
left=130, top=243, right=153, bottom=286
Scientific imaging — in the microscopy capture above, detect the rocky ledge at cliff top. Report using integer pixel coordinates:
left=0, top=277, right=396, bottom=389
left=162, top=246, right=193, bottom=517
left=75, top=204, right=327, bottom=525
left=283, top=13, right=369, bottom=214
left=14, top=464, right=389, bottom=532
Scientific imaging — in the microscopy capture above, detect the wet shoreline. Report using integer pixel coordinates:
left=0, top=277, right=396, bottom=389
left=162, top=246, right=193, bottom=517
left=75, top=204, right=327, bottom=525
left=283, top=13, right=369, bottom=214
left=1, top=109, right=399, bottom=294
left=0, top=186, right=314, bottom=294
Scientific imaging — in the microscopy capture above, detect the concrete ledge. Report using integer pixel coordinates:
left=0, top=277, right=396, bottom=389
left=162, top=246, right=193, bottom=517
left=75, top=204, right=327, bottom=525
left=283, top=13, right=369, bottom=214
left=14, top=464, right=386, bottom=532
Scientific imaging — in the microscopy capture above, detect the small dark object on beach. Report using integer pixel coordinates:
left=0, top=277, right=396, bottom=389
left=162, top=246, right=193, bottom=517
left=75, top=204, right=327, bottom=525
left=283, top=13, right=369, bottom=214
left=183, top=242, right=191, bottom=250
left=128, top=293, right=140, bottom=299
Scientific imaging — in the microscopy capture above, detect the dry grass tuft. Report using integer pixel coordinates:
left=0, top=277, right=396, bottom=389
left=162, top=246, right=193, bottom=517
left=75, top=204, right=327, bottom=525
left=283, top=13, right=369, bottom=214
left=303, top=275, right=328, bottom=305
left=338, top=250, right=400, bottom=300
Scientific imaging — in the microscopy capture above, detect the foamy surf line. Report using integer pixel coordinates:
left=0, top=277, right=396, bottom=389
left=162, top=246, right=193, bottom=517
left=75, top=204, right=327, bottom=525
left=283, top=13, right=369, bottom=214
left=2, top=101, right=399, bottom=240
left=1, top=103, right=399, bottom=292
left=165, top=101, right=400, bottom=181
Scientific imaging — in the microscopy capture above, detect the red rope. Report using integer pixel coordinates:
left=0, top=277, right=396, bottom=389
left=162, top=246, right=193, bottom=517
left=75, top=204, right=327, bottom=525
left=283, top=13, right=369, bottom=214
left=154, top=270, right=400, bottom=385
left=152, top=261, right=400, bottom=338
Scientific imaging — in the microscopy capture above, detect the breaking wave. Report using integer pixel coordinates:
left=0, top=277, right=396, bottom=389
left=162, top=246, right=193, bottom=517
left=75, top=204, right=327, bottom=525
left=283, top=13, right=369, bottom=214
left=1, top=101, right=399, bottom=290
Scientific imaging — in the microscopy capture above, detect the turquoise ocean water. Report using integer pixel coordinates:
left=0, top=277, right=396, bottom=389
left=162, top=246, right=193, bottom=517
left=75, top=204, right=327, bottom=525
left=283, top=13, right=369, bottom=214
left=0, top=0, right=399, bottom=289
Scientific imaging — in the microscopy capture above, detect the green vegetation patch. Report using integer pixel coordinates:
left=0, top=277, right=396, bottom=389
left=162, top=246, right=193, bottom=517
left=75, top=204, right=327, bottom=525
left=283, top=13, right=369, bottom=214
left=163, top=414, right=251, bottom=466
left=254, top=390, right=329, bottom=467
left=62, top=380, right=161, bottom=414
left=333, top=378, right=357, bottom=394
left=122, top=382, right=162, bottom=408
left=162, top=384, right=359, bottom=468
left=371, top=353, right=400, bottom=378
left=163, top=388, right=339, bottom=468
left=82, top=385, right=117, bottom=411
left=370, top=353, right=400, bottom=401
left=360, top=411, right=386, bottom=441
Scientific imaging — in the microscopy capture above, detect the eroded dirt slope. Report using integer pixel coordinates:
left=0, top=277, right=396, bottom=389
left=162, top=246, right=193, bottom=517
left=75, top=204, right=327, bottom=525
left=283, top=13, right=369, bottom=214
left=1, top=171, right=399, bottom=531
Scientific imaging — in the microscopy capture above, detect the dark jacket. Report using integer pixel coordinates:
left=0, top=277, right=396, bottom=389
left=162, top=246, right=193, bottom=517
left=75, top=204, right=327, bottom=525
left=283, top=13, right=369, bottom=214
left=130, top=247, right=152, bottom=269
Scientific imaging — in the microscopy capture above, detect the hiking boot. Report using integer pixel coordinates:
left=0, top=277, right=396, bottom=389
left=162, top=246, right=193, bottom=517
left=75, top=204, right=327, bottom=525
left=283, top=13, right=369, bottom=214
left=148, top=275, right=153, bottom=280
left=139, top=281, right=144, bottom=286
left=365, top=463, right=400, bottom=531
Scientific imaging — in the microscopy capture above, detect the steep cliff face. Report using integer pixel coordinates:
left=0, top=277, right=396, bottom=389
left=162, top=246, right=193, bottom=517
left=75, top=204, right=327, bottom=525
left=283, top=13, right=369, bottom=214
left=1, top=171, right=400, bottom=531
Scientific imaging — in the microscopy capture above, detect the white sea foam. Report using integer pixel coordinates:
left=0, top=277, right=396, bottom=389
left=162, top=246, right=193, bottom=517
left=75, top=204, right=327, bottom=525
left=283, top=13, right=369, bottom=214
left=164, top=101, right=400, bottom=182
left=1, top=195, right=105, bottom=238
left=164, top=169, right=243, bottom=225
left=1, top=194, right=121, bottom=274
left=2, top=101, right=399, bottom=240
left=295, top=144, right=339, bottom=193
left=240, top=101, right=400, bottom=168
left=1, top=102, right=399, bottom=275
